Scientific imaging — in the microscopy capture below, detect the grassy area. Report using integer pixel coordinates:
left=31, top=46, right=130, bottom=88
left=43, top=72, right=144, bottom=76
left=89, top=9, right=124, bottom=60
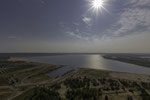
left=0, top=57, right=62, bottom=100
left=13, top=87, right=61, bottom=100
left=12, top=88, right=35, bottom=100
left=0, top=87, right=13, bottom=100
left=0, top=93, right=12, bottom=100
left=23, top=65, right=60, bottom=84
left=24, top=74, right=52, bottom=83
left=79, top=68, right=111, bottom=78
left=0, top=87, right=13, bottom=93
left=14, top=69, right=150, bottom=100
left=0, top=76, right=11, bottom=86
left=1, top=57, right=150, bottom=100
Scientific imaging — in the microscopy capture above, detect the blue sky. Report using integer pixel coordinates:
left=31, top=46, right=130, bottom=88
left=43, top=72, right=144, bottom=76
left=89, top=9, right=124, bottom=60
left=0, top=0, right=150, bottom=53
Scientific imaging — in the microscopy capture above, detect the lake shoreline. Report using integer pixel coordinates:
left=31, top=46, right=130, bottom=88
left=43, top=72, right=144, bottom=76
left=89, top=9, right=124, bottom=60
left=103, top=55, right=150, bottom=68
left=1, top=56, right=150, bottom=100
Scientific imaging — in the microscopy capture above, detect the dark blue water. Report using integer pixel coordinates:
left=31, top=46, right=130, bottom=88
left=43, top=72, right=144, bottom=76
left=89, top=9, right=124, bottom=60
left=24, top=55, right=150, bottom=76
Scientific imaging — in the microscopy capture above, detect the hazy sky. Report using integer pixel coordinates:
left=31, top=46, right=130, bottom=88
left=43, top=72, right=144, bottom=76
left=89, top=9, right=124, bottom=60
left=0, top=0, right=150, bottom=53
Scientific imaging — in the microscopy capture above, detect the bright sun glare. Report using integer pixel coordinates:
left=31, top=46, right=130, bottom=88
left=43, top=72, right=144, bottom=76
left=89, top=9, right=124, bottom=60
left=92, top=0, right=104, bottom=9
left=88, top=0, right=107, bottom=14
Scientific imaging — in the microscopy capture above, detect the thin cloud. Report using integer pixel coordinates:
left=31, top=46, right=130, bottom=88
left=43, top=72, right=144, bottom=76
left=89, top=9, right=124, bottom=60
left=106, top=0, right=150, bottom=36
left=73, top=22, right=80, bottom=26
left=82, top=17, right=93, bottom=26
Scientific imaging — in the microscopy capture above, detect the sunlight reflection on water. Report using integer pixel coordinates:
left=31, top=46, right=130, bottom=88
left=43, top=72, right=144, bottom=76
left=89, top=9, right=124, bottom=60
left=25, top=55, right=150, bottom=76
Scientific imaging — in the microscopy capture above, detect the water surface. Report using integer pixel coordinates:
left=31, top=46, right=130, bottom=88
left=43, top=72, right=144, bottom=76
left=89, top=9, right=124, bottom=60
left=24, top=55, right=150, bottom=76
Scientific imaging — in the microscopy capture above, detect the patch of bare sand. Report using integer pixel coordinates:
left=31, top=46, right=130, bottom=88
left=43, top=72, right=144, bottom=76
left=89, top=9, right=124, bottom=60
left=8, top=57, right=28, bottom=62
left=110, top=72, right=150, bottom=82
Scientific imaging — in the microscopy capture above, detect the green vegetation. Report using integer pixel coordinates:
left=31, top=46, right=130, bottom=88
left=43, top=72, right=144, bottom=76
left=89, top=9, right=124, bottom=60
left=140, top=88, right=150, bottom=100
left=14, top=74, right=150, bottom=100
left=0, top=87, right=12, bottom=93
left=64, top=77, right=90, bottom=89
left=14, top=87, right=61, bottom=100
left=0, top=57, right=61, bottom=100
left=0, top=76, right=11, bottom=86
left=80, top=69, right=110, bottom=78
left=0, top=93, right=12, bottom=100
left=1, top=57, right=150, bottom=100
left=66, top=88, right=100, bottom=100
left=24, top=74, right=51, bottom=83
left=141, top=82, right=150, bottom=90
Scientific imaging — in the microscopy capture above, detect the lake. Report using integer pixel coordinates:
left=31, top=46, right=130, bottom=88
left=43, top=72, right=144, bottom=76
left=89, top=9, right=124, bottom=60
left=24, top=54, right=150, bottom=76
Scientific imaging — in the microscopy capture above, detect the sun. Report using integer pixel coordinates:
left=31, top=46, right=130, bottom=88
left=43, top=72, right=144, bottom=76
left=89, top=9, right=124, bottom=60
left=88, top=0, right=107, bottom=14
left=92, top=0, right=104, bottom=9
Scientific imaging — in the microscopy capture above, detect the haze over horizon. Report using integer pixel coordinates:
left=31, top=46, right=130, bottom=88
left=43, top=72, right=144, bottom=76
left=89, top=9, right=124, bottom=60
left=0, top=0, right=150, bottom=53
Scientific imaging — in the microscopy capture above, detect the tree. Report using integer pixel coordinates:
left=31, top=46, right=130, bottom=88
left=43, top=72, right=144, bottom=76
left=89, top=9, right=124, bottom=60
left=105, top=95, right=108, bottom=100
